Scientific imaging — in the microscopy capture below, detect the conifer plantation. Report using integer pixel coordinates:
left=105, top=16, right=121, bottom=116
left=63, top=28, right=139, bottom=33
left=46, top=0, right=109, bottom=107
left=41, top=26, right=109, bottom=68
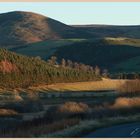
left=0, top=49, right=101, bottom=88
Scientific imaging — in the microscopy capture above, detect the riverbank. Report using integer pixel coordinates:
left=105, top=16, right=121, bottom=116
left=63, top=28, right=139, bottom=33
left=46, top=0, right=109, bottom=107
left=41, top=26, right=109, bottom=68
left=46, top=114, right=140, bottom=138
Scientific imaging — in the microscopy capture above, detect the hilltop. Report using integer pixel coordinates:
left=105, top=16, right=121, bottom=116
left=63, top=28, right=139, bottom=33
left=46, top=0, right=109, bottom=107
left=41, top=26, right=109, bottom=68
left=0, top=11, right=84, bottom=48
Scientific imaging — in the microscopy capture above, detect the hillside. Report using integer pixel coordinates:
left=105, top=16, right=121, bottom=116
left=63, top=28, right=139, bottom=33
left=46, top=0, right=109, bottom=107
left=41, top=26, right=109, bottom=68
left=0, top=11, right=140, bottom=73
left=11, top=37, right=140, bottom=73
left=0, top=11, right=87, bottom=48
left=1, top=11, right=140, bottom=49
left=0, top=49, right=100, bottom=88
left=53, top=39, right=140, bottom=73
left=10, top=39, right=86, bottom=59
left=73, top=25, right=140, bottom=39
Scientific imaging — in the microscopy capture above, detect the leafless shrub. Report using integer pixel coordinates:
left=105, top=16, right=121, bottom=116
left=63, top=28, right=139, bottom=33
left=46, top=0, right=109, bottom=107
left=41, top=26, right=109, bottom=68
left=0, top=109, right=18, bottom=116
left=111, top=97, right=140, bottom=109
left=58, top=102, right=89, bottom=114
left=117, top=80, right=140, bottom=95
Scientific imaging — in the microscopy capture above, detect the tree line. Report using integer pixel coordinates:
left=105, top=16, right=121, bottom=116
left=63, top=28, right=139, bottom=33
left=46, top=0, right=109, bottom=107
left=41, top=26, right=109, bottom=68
left=47, top=56, right=109, bottom=78
left=0, top=49, right=103, bottom=88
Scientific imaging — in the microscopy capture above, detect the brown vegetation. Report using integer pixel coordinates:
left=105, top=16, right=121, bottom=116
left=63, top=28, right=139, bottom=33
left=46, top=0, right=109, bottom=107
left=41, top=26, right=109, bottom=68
left=45, top=102, right=89, bottom=122
left=117, top=80, right=140, bottom=94
left=111, top=97, right=140, bottom=109
left=58, top=102, right=89, bottom=114
left=0, top=109, right=18, bottom=116
left=0, top=60, right=18, bottom=73
left=30, top=78, right=125, bottom=92
left=0, top=118, right=80, bottom=137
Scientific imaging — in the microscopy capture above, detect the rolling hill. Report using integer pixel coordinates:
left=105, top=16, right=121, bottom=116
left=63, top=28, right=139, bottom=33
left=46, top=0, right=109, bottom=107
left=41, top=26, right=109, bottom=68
left=0, top=11, right=88, bottom=48
left=73, top=25, right=140, bottom=39
left=11, top=37, right=140, bottom=73
left=1, top=11, right=140, bottom=49
left=53, top=38, right=140, bottom=73
left=0, top=11, right=140, bottom=73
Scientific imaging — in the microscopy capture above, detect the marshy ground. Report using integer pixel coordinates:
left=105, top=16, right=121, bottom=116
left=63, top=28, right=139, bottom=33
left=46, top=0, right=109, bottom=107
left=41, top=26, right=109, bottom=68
left=0, top=79, right=140, bottom=137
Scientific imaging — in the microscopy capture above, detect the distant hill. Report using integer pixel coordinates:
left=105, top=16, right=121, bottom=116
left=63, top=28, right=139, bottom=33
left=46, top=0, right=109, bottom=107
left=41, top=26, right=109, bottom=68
left=0, top=11, right=88, bottom=48
left=53, top=38, right=140, bottom=73
left=1, top=11, right=140, bottom=73
left=1, top=11, right=140, bottom=49
left=10, top=37, right=140, bottom=73
left=72, top=25, right=140, bottom=39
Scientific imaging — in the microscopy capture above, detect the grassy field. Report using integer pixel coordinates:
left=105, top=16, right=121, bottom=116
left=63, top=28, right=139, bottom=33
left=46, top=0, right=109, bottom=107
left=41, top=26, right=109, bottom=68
left=105, top=37, right=140, bottom=47
left=113, top=55, right=140, bottom=72
left=29, top=78, right=126, bottom=92
left=11, top=39, right=86, bottom=60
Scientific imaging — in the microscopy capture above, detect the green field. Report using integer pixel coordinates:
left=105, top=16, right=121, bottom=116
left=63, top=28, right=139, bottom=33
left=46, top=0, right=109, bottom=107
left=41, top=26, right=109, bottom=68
left=104, top=37, right=140, bottom=47
left=11, top=39, right=86, bottom=60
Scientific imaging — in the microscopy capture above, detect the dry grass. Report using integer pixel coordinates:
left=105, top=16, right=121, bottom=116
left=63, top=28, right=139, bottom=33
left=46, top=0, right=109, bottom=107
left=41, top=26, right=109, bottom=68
left=46, top=114, right=140, bottom=137
left=117, top=80, right=140, bottom=94
left=111, top=97, right=140, bottom=109
left=0, top=118, right=80, bottom=137
left=0, top=109, right=18, bottom=116
left=0, top=78, right=126, bottom=93
left=45, top=102, right=89, bottom=121
left=29, top=78, right=125, bottom=92
left=58, top=102, right=89, bottom=114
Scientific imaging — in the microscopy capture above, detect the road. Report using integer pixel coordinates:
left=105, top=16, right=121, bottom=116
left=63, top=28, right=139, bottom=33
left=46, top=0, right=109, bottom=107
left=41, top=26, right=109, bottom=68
left=86, top=122, right=140, bottom=138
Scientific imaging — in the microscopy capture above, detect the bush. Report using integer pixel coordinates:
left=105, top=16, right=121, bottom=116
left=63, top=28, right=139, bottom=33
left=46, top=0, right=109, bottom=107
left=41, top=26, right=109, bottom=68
left=0, top=109, right=18, bottom=116
left=45, top=102, right=90, bottom=121
left=3, top=100, right=43, bottom=113
left=111, top=97, right=140, bottom=109
left=58, top=102, right=89, bottom=114
left=117, top=80, right=140, bottom=95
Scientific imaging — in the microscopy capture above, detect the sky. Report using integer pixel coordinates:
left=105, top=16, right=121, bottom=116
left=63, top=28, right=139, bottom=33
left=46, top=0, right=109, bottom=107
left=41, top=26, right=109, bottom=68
left=0, top=2, right=140, bottom=25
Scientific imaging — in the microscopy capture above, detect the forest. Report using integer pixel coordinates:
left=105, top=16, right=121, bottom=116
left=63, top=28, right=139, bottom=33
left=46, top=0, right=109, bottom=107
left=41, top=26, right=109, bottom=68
left=0, top=49, right=102, bottom=88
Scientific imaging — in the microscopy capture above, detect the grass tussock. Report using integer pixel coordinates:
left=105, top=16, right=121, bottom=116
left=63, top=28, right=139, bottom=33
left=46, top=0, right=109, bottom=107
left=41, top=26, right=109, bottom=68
left=0, top=109, right=18, bottom=116
left=58, top=102, right=89, bottom=114
left=46, top=114, right=140, bottom=138
left=1, top=98, right=140, bottom=137
left=118, top=80, right=140, bottom=94
left=45, top=102, right=89, bottom=122
left=111, top=97, right=140, bottom=109
left=0, top=118, right=80, bottom=137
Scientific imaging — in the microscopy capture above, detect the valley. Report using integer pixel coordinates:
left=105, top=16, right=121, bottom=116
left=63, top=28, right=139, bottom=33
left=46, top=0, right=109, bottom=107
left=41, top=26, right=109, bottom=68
left=0, top=11, right=140, bottom=138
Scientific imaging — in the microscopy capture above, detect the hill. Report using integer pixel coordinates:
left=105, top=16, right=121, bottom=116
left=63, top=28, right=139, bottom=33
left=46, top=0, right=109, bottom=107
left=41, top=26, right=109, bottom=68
left=10, top=39, right=86, bottom=60
left=10, top=37, right=140, bottom=73
left=0, top=11, right=87, bottom=48
left=53, top=38, right=140, bottom=73
left=0, top=49, right=100, bottom=88
left=1, top=11, right=140, bottom=73
left=73, top=25, right=140, bottom=39
left=1, top=11, right=140, bottom=49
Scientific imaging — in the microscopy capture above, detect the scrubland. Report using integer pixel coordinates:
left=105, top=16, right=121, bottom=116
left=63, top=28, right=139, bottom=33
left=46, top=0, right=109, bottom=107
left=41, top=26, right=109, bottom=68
left=0, top=79, right=140, bottom=137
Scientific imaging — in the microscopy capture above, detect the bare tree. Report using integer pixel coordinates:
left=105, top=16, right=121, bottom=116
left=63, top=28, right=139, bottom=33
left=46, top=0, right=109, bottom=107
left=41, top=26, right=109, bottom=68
left=67, top=60, right=73, bottom=68
left=61, top=58, right=66, bottom=68
left=47, top=56, right=57, bottom=65
left=95, top=66, right=100, bottom=76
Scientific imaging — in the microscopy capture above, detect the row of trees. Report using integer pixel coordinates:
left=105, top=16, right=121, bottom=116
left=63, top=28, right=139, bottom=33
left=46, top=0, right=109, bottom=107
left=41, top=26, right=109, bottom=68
left=47, top=56, right=109, bottom=78
left=111, top=73, right=140, bottom=79
left=0, top=49, right=102, bottom=88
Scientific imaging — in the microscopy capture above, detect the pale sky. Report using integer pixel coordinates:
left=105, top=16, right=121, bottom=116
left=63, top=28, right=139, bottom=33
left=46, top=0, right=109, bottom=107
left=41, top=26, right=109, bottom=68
left=0, top=2, right=140, bottom=25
